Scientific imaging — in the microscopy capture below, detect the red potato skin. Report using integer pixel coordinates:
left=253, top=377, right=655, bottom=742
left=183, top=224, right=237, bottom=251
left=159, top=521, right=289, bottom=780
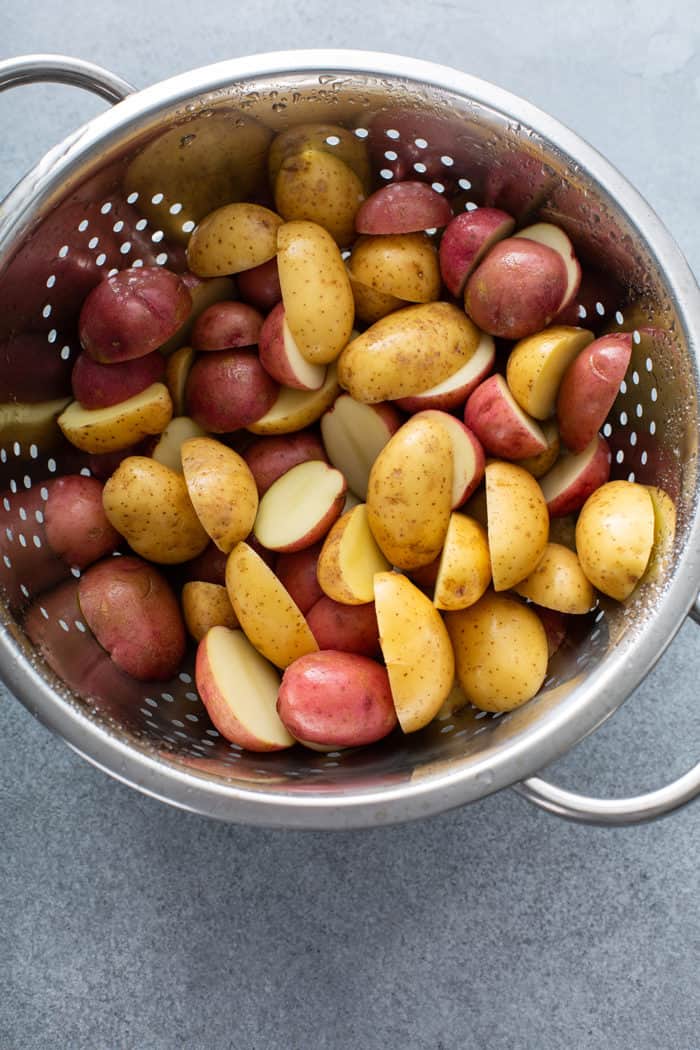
left=542, top=434, right=612, bottom=517
left=464, top=375, right=546, bottom=459
left=44, top=475, right=121, bottom=569
left=182, top=541, right=229, bottom=586
left=277, top=650, right=397, bottom=747
left=186, top=349, right=278, bottom=432
left=0, top=333, right=73, bottom=403
left=439, top=209, right=515, bottom=297
left=236, top=257, right=282, bottom=312
left=556, top=334, right=632, bottom=452
left=258, top=302, right=310, bottom=390
left=533, top=605, right=568, bottom=657
left=355, top=181, right=452, bottom=235
left=71, top=350, right=165, bottom=409
left=191, top=301, right=264, bottom=351
left=79, top=266, right=192, bottom=363
left=274, top=543, right=324, bottom=614
left=78, top=555, right=186, bottom=681
left=242, top=431, right=328, bottom=496
left=306, top=597, right=381, bottom=658
left=407, top=555, right=440, bottom=596
left=465, top=238, right=568, bottom=339
left=87, top=446, right=140, bottom=480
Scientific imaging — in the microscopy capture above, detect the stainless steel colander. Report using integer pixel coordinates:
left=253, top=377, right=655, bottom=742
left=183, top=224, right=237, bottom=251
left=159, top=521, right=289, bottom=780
left=0, top=50, right=698, bottom=829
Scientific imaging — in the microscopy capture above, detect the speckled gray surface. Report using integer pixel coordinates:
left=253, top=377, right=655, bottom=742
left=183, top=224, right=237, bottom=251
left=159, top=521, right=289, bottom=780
left=1, top=3, right=699, bottom=1048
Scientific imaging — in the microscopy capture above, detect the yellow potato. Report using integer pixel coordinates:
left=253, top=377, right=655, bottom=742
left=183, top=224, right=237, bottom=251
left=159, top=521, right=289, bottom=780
left=374, top=571, right=454, bottom=732
left=506, top=326, right=594, bottom=419
left=435, top=679, right=470, bottom=721
left=643, top=486, right=676, bottom=584
left=446, top=591, right=548, bottom=712
left=0, top=398, right=70, bottom=456
left=182, top=581, right=238, bottom=642
left=165, top=346, right=195, bottom=416
left=317, top=504, right=391, bottom=604
left=225, top=541, right=318, bottom=668
left=367, top=416, right=453, bottom=570
left=348, top=233, right=441, bottom=304
left=159, top=277, right=235, bottom=356
left=433, top=513, right=491, bottom=611
left=485, top=461, right=549, bottom=590
left=181, top=437, right=258, bottom=553
left=575, top=480, right=654, bottom=600
left=348, top=269, right=407, bottom=326
left=247, top=364, right=340, bottom=435
left=58, top=383, right=172, bottom=454
left=268, top=123, right=371, bottom=191
left=102, top=456, right=209, bottom=563
left=187, top=203, right=282, bottom=277
left=125, top=113, right=272, bottom=242
left=337, top=302, right=479, bottom=403
left=277, top=221, right=355, bottom=364
left=513, top=542, right=596, bottom=614
left=274, top=150, right=365, bottom=248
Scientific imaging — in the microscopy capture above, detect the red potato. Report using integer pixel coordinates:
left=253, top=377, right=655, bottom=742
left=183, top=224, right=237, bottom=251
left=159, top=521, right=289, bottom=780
left=464, top=374, right=547, bottom=459
left=44, top=475, right=121, bottom=569
left=182, top=541, right=230, bottom=586
left=355, top=181, right=452, bottom=235
left=515, top=419, right=561, bottom=479
left=258, top=303, right=326, bottom=391
left=413, top=410, right=485, bottom=507
left=191, top=301, right=264, bottom=351
left=79, top=266, right=192, bottom=363
left=515, top=223, right=581, bottom=317
left=465, top=238, right=568, bottom=339
left=407, top=556, right=441, bottom=596
left=534, top=605, right=568, bottom=658
left=158, top=273, right=236, bottom=355
left=539, top=433, right=612, bottom=517
left=439, top=208, right=515, bottom=297
left=556, top=333, right=632, bottom=452
left=242, top=431, right=328, bottom=496
left=395, top=331, right=495, bottom=413
left=236, top=257, right=282, bottom=312
left=186, top=349, right=278, bottom=432
left=306, top=597, right=381, bottom=658
left=0, top=333, right=73, bottom=403
left=78, top=556, right=186, bottom=680
left=71, top=350, right=165, bottom=409
left=277, top=650, right=397, bottom=748
left=274, top=543, right=324, bottom=615
left=253, top=460, right=347, bottom=553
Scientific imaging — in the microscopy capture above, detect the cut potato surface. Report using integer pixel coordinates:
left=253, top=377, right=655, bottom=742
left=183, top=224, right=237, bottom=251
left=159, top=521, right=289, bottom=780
left=321, top=395, right=399, bottom=500
left=317, top=504, right=391, bottom=605
left=253, top=460, right=346, bottom=553
left=247, top=364, right=340, bottom=435
left=58, top=383, right=173, bottom=454
left=151, top=416, right=207, bottom=473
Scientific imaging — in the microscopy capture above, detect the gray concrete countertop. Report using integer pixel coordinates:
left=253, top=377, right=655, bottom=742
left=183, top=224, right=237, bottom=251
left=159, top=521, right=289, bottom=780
left=1, top=3, right=699, bottom=1048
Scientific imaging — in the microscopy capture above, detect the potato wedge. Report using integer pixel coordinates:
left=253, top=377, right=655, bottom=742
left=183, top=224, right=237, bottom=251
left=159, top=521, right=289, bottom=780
left=506, top=325, right=593, bottom=420
left=485, top=461, right=549, bottom=590
left=225, top=541, right=318, bottom=668
left=182, top=581, right=238, bottom=642
left=337, top=302, right=479, bottom=403
left=150, top=416, right=207, bottom=473
left=247, top=364, right=340, bottom=435
left=374, top=571, right=454, bottom=733
left=274, top=150, right=365, bottom=248
left=348, top=233, right=441, bottom=303
left=102, top=456, right=209, bottom=563
left=575, top=480, right=654, bottom=600
left=433, top=513, right=491, bottom=611
left=277, top=221, right=355, bottom=365
left=513, top=542, right=596, bottom=614
left=58, top=383, right=173, bottom=454
left=181, top=437, right=258, bottom=553
left=187, top=203, right=282, bottom=277
left=317, top=504, right=391, bottom=604
left=446, top=591, right=548, bottom=712
left=367, top=415, right=453, bottom=570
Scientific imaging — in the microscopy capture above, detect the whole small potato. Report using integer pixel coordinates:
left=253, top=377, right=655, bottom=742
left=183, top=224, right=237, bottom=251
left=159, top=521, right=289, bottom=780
left=79, top=266, right=192, bottom=363
left=242, top=430, right=328, bottom=496
left=348, top=233, right=441, bottom=304
left=277, top=650, right=396, bottom=748
left=186, top=349, right=278, bottom=432
left=191, top=301, right=263, bottom=351
left=446, top=591, right=548, bottom=711
left=187, top=203, right=283, bottom=277
left=575, top=480, right=654, bottom=600
left=306, top=597, right=381, bottom=658
left=274, top=150, right=365, bottom=248
left=78, top=555, right=186, bottom=680
left=102, top=456, right=209, bottom=564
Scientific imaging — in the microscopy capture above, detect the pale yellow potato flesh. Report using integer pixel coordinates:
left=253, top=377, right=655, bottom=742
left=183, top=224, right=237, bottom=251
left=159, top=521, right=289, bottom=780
left=513, top=542, right=596, bottom=614
left=151, top=416, right=206, bottom=473
left=58, top=383, right=173, bottom=454
left=317, top=504, right=391, bottom=604
left=337, top=302, right=479, bottom=403
left=434, top=679, right=470, bottom=721
left=515, top=419, right=560, bottom=478
left=446, top=591, right=548, bottom=712
left=103, top=456, right=209, bottom=563
left=268, top=123, right=371, bottom=191
left=181, top=437, right=258, bottom=553
left=433, top=513, right=491, bottom=611
left=367, top=416, right=453, bottom=570
left=642, top=486, right=677, bottom=584
left=277, top=221, right=355, bottom=365
left=320, top=394, right=397, bottom=500
left=506, top=326, right=593, bottom=419
left=274, top=150, right=365, bottom=248
left=349, top=233, right=441, bottom=304
left=187, top=203, right=282, bottom=277
left=253, top=460, right=345, bottom=552
left=225, top=541, right=318, bottom=668
left=182, top=582, right=238, bottom=642
left=485, top=461, right=549, bottom=590
left=575, top=480, right=654, bottom=600
left=246, top=364, right=340, bottom=435
left=374, top=571, right=454, bottom=733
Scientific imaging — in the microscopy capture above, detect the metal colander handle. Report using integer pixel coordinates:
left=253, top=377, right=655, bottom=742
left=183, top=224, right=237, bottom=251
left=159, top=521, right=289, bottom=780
left=515, top=603, right=700, bottom=825
left=0, top=54, right=134, bottom=104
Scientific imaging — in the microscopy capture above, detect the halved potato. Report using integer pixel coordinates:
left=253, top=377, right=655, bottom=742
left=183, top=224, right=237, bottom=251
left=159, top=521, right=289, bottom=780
left=187, top=203, right=282, bottom=277
left=513, top=542, right=596, bottom=614
left=317, top=504, right=391, bottom=605
left=433, top=513, right=491, bottom=611
left=58, top=383, right=173, bottom=454
left=181, top=437, right=258, bottom=553
left=575, top=480, right=654, bottom=600
left=182, top=581, right=238, bottom=642
left=247, top=365, right=340, bottom=435
left=485, top=461, right=549, bottom=590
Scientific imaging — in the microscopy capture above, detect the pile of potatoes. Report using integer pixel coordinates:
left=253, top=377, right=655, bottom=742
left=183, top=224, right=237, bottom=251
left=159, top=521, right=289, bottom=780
left=15, top=120, right=676, bottom=755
